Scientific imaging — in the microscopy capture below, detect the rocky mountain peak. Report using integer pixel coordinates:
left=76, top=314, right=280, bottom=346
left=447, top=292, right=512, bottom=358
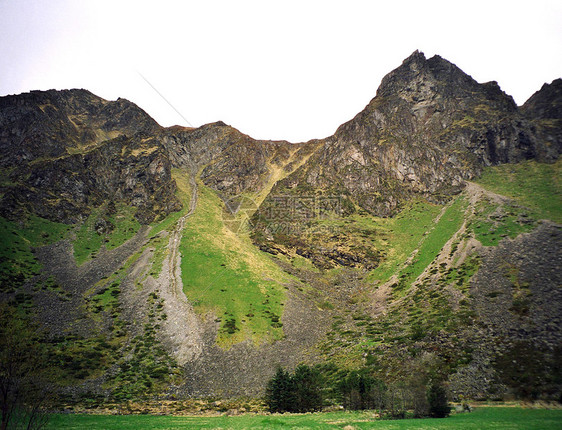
left=0, top=88, right=161, bottom=169
left=521, top=78, right=562, bottom=157
left=287, top=52, right=552, bottom=219
left=375, top=50, right=515, bottom=112
left=401, top=49, right=427, bottom=66
left=522, top=78, right=562, bottom=119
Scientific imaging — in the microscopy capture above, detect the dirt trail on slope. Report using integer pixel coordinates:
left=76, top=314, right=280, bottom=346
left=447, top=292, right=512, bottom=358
left=169, top=175, right=198, bottom=297
left=371, top=181, right=515, bottom=316
left=369, top=200, right=453, bottom=316
left=157, top=174, right=205, bottom=364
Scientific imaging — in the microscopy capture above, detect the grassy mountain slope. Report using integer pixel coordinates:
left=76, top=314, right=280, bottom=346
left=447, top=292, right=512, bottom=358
left=1, top=156, right=558, bottom=400
left=179, top=183, right=292, bottom=348
left=299, top=159, right=561, bottom=398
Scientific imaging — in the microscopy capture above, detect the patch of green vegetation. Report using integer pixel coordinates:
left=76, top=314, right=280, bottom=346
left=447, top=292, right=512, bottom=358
left=180, top=184, right=290, bottom=348
left=48, top=335, right=117, bottom=382
left=146, top=235, right=169, bottom=279
left=73, top=208, right=105, bottom=265
left=475, top=159, right=561, bottom=223
left=443, top=254, right=481, bottom=293
left=404, top=270, right=476, bottom=342
left=73, top=202, right=141, bottom=266
left=405, top=287, right=455, bottom=336
left=33, top=276, right=72, bottom=301
left=499, top=263, right=533, bottom=317
left=0, top=215, right=71, bottom=292
left=106, top=291, right=179, bottom=401
left=45, top=407, right=562, bottom=429
left=89, top=280, right=121, bottom=313
left=468, top=198, right=536, bottom=247
left=106, top=207, right=141, bottom=250
left=291, top=253, right=321, bottom=272
left=367, top=200, right=443, bottom=285
left=392, top=196, right=467, bottom=295
left=7, top=291, right=35, bottom=315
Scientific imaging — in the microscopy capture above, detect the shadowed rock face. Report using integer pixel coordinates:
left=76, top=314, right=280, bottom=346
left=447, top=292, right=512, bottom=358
left=0, top=89, right=177, bottom=224
left=0, top=88, right=160, bottom=167
left=521, top=78, right=562, bottom=159
left=160, top=121, right=298, bottom=193
left=1, top=134, right=181, bottom=224
left=522, top=78, right=562, bottom=121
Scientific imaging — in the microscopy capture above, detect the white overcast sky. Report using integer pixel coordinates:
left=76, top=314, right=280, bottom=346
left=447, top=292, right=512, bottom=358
left=1, top=0, right=561, bottom=142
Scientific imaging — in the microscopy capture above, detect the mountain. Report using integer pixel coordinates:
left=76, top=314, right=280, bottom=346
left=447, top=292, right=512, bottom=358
left=0, top=52, right=560, bottom=403
left=258, top=51, right=550, bottom=219
left=0, top=89, right=179, bottom=224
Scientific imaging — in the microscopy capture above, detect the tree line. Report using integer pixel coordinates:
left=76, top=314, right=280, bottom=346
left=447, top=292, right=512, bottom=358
left=265, top=364, right=450, bottom=418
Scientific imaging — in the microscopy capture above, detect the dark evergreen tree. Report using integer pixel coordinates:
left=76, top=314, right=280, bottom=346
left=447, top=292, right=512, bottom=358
left=427, top=382, right=450, bottom=418
left=265, top=367, right=294, bottom=413
left=338, top=369, right=386, bottom=410
left=291, top=364, right=323, bottom=413
left=265, top=365, right=323, bottom=413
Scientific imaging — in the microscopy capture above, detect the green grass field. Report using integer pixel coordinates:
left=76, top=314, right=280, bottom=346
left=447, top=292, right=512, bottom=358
left=45, top=407, right=562, bottom=429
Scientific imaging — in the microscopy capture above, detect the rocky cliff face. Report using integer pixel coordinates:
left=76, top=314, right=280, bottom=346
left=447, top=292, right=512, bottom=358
left=1, top=134, right=181, bottom=224
left=264, top=51, right=547, bottom=218
left=0, top=89, right=179, bottom=223
left=160, top=121, right=315, bottom=204
left=0, top=89, right=160, bottom=167
left=162, top=122, right=292, bottom=190
left=521, top=78, right=562, bottom=159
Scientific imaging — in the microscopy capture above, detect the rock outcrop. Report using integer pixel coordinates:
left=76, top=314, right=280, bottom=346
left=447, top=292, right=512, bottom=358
left=0, top=90, right=179, bottom=223
left=521, top=78, right=562, bottom=159
left=0, top=88, right=160, bottom=167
